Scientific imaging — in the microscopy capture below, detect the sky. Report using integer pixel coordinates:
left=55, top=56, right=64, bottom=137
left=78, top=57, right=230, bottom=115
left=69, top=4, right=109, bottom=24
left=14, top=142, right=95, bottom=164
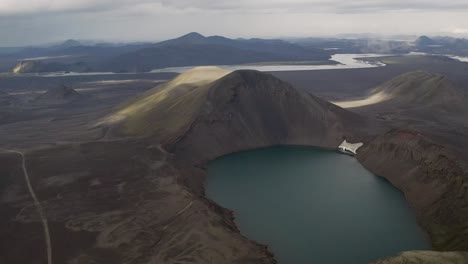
left=1, top=0, right=468, bottom=46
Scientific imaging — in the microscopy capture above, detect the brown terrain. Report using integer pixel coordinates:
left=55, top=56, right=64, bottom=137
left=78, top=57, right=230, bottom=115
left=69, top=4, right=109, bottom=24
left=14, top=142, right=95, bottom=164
left=0, top=59, right=467, bottom=264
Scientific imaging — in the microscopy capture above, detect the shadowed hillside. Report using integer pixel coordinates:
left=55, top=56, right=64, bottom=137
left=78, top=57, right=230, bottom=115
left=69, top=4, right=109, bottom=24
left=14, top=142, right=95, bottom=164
left=104, top=66, right=367, bottom=162
left=171, top=70, right=365, bottom=162
left=371, top=71, right=464, bottom=110
left=334, top=71, right=466, bottom=113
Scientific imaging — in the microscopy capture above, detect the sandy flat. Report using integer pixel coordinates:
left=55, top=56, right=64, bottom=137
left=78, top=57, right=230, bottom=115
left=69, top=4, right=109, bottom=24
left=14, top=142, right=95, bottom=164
left=332, top=91, right=392, bottom=108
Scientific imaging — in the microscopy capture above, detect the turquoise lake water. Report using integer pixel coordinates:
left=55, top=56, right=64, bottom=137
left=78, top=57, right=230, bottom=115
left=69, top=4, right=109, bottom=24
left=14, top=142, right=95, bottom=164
left=206, top=147, right=430, bottom=264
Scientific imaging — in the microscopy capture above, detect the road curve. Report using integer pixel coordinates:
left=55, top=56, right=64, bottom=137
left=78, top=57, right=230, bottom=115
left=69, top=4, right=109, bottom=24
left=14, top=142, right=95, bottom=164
left=1, top=149, right=53, bottom=264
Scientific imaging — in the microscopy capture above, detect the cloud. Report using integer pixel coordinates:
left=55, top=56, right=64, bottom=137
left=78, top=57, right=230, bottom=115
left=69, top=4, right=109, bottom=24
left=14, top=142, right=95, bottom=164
left=2, top=0, right=468, bottom=16
left=452, top=28, right=468, bottom=34
left=1, top=0, right=468, bottom=46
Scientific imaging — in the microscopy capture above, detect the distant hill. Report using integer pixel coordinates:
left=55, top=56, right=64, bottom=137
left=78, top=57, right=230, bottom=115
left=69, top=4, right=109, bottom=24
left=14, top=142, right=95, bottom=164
left=371, top=71, right=465, bottom=110
left=56, top=39, right=82, bottom=49
left=4, top=40, right=154, bottom=72
left=4, top=33, right=332, bottom=73
left=33, top=85, right=84, bottom=104
left=414, top=36, right=468, bottom=56
left=415, top=36, right=436, bottom=47
left=100, top=32, right=331, bottom=72
left=333, top=71, right=466, bottom=113
left=4, top=34, right=468, bottom=74
left=291, top=37, right=412, bottom=54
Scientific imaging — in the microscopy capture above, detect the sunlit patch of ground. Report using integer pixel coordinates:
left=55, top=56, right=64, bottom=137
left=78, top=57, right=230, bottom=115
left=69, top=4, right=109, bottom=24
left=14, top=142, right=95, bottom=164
left=83, top=79, right=165, bottom=85
left=7, top=80, right=167, bottom=96
left=115, top=66, right=230, bottom=117
left=8, top=91, right=46, bottom=95
left=331, top=91, right=393, bottom=108
left=117, top=67, right=229, bottom=116
left=169, top=66, right=231, bottom=86
left=448, top=56, right=468, bottom=63
left=98, top=66, right=231, bottom=135
left=21, top=55, right=77, bottom=61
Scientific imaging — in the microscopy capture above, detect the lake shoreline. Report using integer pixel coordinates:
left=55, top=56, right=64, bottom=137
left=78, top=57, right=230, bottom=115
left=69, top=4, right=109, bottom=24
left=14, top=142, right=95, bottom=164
left=204, top=146, right=430, bottom=264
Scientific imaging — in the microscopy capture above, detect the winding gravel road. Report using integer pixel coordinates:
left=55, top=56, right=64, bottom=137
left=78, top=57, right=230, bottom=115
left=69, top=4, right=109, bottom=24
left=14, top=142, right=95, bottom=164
left=1, top=149, right=52, bottom=264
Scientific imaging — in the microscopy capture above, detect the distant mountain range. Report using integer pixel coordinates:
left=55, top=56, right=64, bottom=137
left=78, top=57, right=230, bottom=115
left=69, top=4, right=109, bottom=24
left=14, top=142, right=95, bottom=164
left=3, top=33, right=468, bottom=74
left=101, top=32, right=332, bottom=72
left=4, top=33, right=332, bottom=73
left=414, top=36, right=468, bottom=55
left=0, top=39, right=152, bottom=72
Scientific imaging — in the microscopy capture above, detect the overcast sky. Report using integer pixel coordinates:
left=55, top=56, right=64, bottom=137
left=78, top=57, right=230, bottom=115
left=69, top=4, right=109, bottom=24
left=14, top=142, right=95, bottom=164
left=1, top=0, right=468, bottom=46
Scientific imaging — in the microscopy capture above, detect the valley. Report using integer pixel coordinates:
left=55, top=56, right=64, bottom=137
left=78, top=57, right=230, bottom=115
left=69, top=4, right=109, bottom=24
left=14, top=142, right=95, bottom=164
left=3, top=0, right=468, bottom=261
left=0, top=50, right=467, bottom=264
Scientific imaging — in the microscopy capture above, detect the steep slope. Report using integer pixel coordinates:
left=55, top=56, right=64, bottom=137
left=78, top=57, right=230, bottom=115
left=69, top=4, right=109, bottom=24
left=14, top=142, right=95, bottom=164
left=104, top=67, right=468, bottom=261
left=171, top=70, right=364, bottom=163
left=105, top=66, right=231, bottom=139
left=110, top=68, right=468, bottom=255
left=357, top=130, right=468, bottom=252
left=106, top=66, right=365, bottom=161
left=33, top=85, right=84, bottom=104
left=335, top=72, right=468, bottom=253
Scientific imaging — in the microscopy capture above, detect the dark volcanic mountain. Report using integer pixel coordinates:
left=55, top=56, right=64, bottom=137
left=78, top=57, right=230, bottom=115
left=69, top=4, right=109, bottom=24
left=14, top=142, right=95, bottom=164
left=101, top=67, right=468, bottom=262
left=105, top=66, right=365, bottom=161
left=101, top=33, right=331, bottom=72
left=33, top=85, right=84, bottom=104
